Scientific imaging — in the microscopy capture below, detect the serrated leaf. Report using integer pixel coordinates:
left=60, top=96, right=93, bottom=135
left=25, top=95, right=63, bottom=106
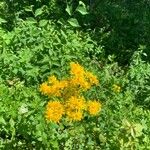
left=67, top=18, right=80, bottom=27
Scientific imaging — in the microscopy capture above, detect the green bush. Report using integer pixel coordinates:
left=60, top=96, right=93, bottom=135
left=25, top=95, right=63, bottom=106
left=0, top=53, right=150, bottom=149
left=0, top=19, right=102, bottom=85
left=0, top=0, right=150, bottom=149
left=0, top=0, right=66, bottom=30
left=127, top=49, right=150, bottom=108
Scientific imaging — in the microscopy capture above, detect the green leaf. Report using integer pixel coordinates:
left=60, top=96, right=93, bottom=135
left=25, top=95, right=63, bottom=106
left=67, top=18, right=80, bottom=27
left=39, top=20, right=48, bottom=27
left=26, top=17, right=37, bottom=24
left=0, top=18, right=7, bottom=24
left=35, top=8, right=43, bottom=17
left=76, top=1, right=88, bottom=15
left=0, top=116, right=6, bottom=125
left=9, top=118, right=15, bottom=128
left=65, top=5, right=72, bottom=16
left=50, top=140, right=59, bottom=148
left=24, top=5, right=33, bottom=12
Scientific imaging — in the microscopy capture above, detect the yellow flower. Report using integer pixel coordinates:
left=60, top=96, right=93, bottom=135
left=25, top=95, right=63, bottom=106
left=70, top=62, right=85, bottom=76
left=48, top=75, right=58, bottom=84
left=65, top=96, right=86, bottom=121
left=69, top=62, right=99, bottom=90
left=59, top=80, right=68, bottom=89
left=113, top=84, right=121, bottom=93
left=45, top=101, right=64, bottom=123
left=86, top=71, right=99, bottom=86
left=40, top=62, right=102, bottom=122
left=39, top=82, right=51, bottom=95
left=66, top=96, right=86, bottom=110
left=70, top=76, right=90, bottom=90
left=66, top=110, right=83, bottom=121
left=87, top=101, right=101, bottom=115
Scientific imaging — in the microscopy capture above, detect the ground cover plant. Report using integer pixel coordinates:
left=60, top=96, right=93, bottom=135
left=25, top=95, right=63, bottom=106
left=0, top=0, right=150, bottom=149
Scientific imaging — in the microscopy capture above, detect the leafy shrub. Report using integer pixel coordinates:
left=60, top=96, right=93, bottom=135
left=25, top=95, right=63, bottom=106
left=0, top=0, right=66, bottom=30
left=0, top=19, right=101, bottom=85
left=0, top=58, right=150, bottom=149
left=127, top=49, right=150, bottom=108
left=0, top=1, right=150, bottom=149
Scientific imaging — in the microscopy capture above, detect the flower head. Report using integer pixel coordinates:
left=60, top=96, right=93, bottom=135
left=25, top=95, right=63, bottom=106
left=66, top=111, right=83, bottom=121
left=70, top=62, right=85, bottom=76
left=86, top=71, right=99, bottom=86
left=39, top=82, right=51, bottom=95
left=40, top=62, right=101, bottom=123
left=65, top=96, right=86, bottom=121
left=48, top=75, right=58, bottom=85
left=65, top=96, right=86, bottom=110
left=87, top=101, right=101, bottom=115
left=45, top=101, right=64, bottom=123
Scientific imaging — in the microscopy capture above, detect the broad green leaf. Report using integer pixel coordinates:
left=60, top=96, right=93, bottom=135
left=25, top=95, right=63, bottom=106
left=26, top=17, right=37, bottom=24
left=67, top=18, right=80, bottom=27
left=50, top=140, right=59, bottom=148
left=35, top=8, right=43, bottom=17
left=57, top=18, right=66, bottom=25
left=76, top=1, right=88, bottom=15
left=39, top=20, right=48, bottom=27
left=9, top=118, right=15, bottom=128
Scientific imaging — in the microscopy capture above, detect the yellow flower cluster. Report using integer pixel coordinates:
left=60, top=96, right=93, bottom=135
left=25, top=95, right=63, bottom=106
left=45, top=97, right=101, bottom=123
left=40, top=62, right=101, bottom=123
left=40, top=62, right=99, bottom=97
left=70, top=62, right=99, bottom=90
left=40, top=76, right=68, bottom=97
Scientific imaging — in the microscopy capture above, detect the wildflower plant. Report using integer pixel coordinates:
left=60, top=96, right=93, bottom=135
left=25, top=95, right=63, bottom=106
left=40, top=62, right=101, bottom=123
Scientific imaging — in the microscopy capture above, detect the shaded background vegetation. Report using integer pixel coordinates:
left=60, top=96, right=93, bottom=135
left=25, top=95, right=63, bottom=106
left=1, top=0, right=150, bottom=64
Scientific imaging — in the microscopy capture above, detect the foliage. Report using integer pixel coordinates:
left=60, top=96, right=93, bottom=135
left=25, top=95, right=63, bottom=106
left=127, top=49, right=150, bottom=108
left=0, top=0, right=150, bottom=149
left=0, top=19, right=101, bottom=85
left=89, top=0, right=150, bottom=64
left=0, top=52, right=150, bottom=149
